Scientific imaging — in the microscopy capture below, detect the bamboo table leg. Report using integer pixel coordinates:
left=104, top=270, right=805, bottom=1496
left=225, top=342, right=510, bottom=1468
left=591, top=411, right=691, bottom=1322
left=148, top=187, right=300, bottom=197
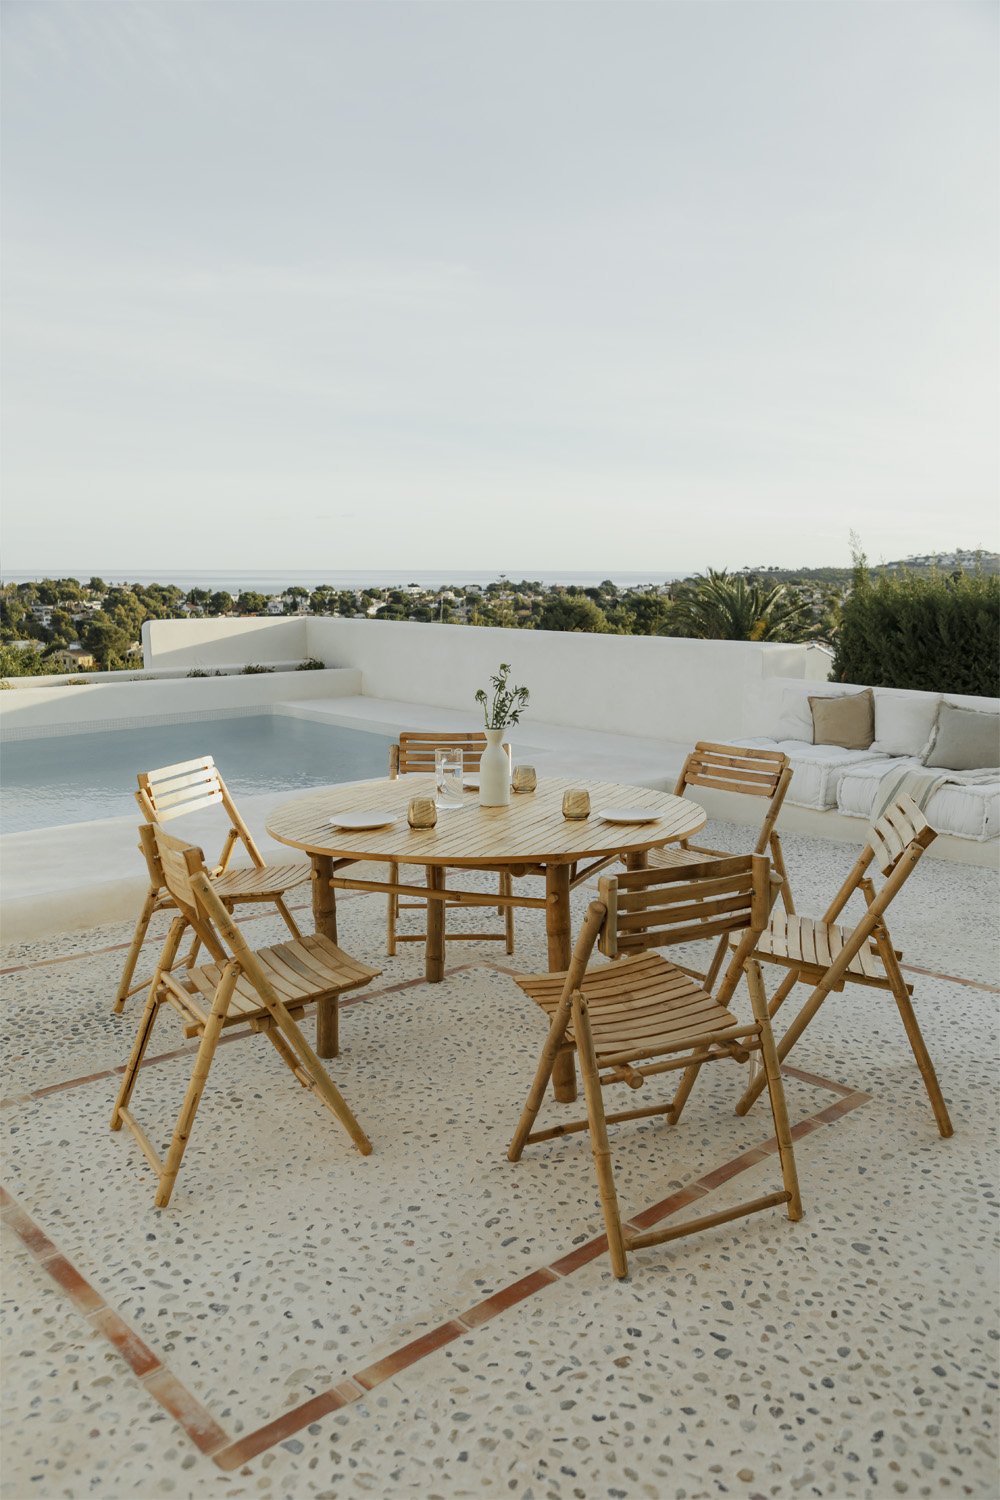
left=546, top=863, right=577, bottom=1103
left=311, top=853, right=339, bottom=1058
left=425, top=865, right=446, bottom=983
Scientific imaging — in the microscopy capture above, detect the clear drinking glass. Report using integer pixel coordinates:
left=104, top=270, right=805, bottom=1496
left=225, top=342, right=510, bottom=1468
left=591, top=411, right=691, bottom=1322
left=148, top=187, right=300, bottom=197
left=435, top=748, right=464, bottom=809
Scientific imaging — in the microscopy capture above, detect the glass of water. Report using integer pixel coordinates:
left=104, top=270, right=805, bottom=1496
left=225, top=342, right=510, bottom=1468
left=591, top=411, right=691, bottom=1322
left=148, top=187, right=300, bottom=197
left=435, top=748, right=464, bottom=809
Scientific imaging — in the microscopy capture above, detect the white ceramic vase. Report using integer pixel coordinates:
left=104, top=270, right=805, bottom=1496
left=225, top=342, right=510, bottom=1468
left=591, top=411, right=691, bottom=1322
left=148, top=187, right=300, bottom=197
left=479, top=728, right=511, bottom=807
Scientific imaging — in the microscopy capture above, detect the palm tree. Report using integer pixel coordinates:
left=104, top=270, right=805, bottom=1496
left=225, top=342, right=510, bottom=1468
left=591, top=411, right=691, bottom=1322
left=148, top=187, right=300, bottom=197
left=671, top=569, right=816, bottom=642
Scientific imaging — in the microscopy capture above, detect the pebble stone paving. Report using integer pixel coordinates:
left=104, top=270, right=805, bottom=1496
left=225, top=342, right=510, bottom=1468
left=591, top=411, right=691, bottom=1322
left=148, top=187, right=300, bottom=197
left=1, top=820, right=997, bottom=1500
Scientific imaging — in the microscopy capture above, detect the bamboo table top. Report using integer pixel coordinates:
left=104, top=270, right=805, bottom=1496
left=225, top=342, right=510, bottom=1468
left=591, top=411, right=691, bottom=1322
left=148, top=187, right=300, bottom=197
left=265, top=775, right=706, bottom=868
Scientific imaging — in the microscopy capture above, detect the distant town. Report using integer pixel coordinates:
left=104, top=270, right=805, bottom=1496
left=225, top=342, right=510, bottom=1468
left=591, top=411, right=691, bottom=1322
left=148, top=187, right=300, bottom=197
left=1, top=550, right=997, bottom=676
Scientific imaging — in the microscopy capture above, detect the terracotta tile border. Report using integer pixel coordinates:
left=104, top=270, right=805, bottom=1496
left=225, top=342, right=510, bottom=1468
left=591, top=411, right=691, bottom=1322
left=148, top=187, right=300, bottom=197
left=1, top=1069, right=873, bottom=1474
left=0, top=1186, right=230, bottom=1460
left=899, top=961, right=1000, bottom=994
left=0, top=898, right=319, bottom=976
left=212, top=1381, right=363, bottom=1470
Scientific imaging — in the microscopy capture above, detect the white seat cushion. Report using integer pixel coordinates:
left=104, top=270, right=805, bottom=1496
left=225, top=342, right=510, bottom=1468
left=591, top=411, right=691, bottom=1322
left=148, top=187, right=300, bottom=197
left=836, top=759, right=1000, bottom=841
left=731, top=738, right=889, bottom=809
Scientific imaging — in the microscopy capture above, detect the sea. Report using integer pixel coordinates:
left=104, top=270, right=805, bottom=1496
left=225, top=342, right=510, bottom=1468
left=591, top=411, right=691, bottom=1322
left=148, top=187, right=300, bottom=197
left=3, top=569, right=683, bottom=592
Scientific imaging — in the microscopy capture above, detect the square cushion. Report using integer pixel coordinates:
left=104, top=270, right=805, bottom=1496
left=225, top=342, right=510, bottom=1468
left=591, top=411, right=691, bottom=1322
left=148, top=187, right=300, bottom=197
left=871, top=691, right=940, bottom=758
left=810, top=689, right=874, bottom=750
left=777, top=684, right=851, bottom=741
left=925, top=704, right=1000, bottom=772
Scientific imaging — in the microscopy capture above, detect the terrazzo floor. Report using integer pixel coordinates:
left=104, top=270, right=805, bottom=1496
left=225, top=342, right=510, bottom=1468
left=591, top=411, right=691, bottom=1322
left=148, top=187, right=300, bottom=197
left=1, top=821, right=997, bottom=1500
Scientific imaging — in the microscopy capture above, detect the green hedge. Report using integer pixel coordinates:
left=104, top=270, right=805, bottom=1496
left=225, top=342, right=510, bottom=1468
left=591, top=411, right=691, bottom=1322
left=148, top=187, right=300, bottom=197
left=831, top=565, right=1000, bottom=696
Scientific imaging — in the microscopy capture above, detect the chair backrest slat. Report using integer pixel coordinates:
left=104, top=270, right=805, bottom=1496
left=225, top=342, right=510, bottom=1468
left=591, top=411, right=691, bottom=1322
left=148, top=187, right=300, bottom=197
left=145, top=789, right=226, bottom=823
left=140, top=758, right=224, bottom=818
left=151, top=824, right=208, bottom=916
left=150, top=826, right=230, bottom=962
left=393, top=731, right=508, bottom=776
left=679, top=742, right=788, bottom=800
left=135, top=755, right=265, bottom=870
left=867, top=794, right=935, bottom=875
left=598, top=854, right=769, bottom=959
left=143, top=754, right=218, bottom=783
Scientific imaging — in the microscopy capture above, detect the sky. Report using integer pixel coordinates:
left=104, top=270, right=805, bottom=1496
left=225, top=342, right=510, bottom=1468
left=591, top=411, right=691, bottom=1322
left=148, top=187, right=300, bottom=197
left=2, top=0, right=997, bottom=575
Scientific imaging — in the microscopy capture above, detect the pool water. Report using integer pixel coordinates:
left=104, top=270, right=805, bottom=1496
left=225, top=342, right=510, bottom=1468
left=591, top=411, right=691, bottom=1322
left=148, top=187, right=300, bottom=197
left=0, top=715, right=396, bottom=834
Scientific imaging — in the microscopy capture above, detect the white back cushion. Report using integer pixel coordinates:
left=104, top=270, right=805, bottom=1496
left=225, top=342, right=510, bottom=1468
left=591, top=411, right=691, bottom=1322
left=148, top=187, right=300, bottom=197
left=871, top=690, right=941, bottom=758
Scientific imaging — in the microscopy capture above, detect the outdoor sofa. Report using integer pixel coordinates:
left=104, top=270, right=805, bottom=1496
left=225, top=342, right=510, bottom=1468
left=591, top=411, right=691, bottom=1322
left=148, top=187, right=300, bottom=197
left=734, top=683, right=1000, bottom=842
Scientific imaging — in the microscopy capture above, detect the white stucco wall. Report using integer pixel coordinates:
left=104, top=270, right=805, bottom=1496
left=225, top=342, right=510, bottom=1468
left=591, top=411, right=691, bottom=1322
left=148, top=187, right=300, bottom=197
left=0, top=668, right=362, bottom=738
left=143, top=616, right=830, bottom=743
left=307, top=620, right=833, bottom=742
left=140, top=615, right=311, bottom=668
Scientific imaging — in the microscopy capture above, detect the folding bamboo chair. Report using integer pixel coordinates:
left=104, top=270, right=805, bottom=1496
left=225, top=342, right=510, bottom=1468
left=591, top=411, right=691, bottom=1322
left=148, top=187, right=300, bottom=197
left=641, top=742, right=794, bottom=989
left=732, top=794, right=953, bottom=1137
left=111, top=825, right=380, bottom=1207
left=508, top=855, right=802, bottom=1279
left=113, top=755, right=311, bottom=1012
left=386, top=732, right=515, bottom=956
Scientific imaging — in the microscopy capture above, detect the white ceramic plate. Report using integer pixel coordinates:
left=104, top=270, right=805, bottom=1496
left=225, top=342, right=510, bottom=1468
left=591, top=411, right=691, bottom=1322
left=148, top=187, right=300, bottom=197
left=329, top=811, right=396, bottom=831
left=597, top=807, right=661, bottom=825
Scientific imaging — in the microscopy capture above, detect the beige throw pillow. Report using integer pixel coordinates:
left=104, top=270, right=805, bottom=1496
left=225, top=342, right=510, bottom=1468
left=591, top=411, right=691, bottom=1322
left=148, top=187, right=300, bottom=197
left=810, top=688, right=875, bottom=750
left=924, top=704, right=1000, bottom=772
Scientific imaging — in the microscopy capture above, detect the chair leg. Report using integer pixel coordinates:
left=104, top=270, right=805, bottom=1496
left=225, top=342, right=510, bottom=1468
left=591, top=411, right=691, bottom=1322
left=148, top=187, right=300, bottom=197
left=666, top=1053, right=704, bottom=1127
left=274, top=894, right=303, bottom=941
left=112, top=887, right=158, bottom=1013
left=387, top=862, right=399, bottom=956
left=155, top=963, right=240, bottom=1208
left=703, top=935, right=729, bottom=993
left=770, top=833, right=795, bottom=915
left=501, top=872, right=515, bottom=955
left=268, top=1003, right=372, bottom=1155
left=768, top=968, right=801, bottom=1020
left=573, top=993, right=630, bottom=1280
left=736, top=977, right=832, bottom=1117
left=111, top=993, right=164, bottom=1128
left=875, top=932, right=954, bottom=1138
left=746, top=960, right=802, bottom=1220
left=508, top=989, right=574, bottom=1161
left=111, top=917, right=188, bottom=1125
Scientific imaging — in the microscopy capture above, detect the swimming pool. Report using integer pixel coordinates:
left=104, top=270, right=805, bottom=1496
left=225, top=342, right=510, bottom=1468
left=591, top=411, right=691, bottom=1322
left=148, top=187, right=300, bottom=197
left=0, top=715, right=396, bottom=834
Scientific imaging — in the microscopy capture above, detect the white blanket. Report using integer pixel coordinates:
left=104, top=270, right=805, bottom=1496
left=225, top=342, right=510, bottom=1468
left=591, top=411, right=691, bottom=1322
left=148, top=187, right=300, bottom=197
left=870, top=763, right=1000, bottom=826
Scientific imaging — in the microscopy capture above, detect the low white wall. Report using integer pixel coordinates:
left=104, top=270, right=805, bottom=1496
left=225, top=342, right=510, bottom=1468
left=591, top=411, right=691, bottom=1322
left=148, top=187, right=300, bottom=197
left=143, top=617, right=830, bottom=742
left=303, top=619, right=829, bottom=743
left=0, top=668, right=362, bottom=739
left=140, top=615, right=311, bottom=668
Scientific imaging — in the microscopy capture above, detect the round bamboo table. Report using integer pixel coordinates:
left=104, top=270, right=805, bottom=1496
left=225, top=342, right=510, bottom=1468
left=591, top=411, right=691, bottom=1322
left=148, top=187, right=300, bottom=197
left=266, top=774, right=706, bottom=1099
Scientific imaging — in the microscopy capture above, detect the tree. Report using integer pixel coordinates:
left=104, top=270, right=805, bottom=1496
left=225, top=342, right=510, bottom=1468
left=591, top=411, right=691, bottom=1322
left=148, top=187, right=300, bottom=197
left=88, top=577, right=107, bottom=593
left=284, top=585, right=310, bottom=613
left=537, top=595, right=611, bottom=633
left=236, top=591, right=267, bottom=615
left=209, top=591, right=234, bottom=615
left=82, top=616, right=131, bottom=668
left=310, top=588, right=336, bottom=614
left=669, top=569, right=815, bottom=642
left=609, top=592, right=673, bottom=636
left=0, top=589, right=28, bottom=639
left=0, top=645, right=63, bottom=678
